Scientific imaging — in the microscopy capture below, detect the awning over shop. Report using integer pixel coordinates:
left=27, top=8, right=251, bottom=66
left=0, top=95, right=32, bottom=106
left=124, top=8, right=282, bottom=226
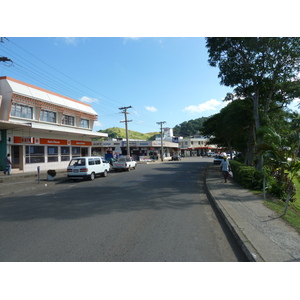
left=187, top=146, right=215, bottom=150
left=0, top=120, right=107, bottom=139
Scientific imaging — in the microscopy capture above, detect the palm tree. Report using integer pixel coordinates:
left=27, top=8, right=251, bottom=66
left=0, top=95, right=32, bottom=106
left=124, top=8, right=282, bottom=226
left=258, top=126, right=300, bottom=215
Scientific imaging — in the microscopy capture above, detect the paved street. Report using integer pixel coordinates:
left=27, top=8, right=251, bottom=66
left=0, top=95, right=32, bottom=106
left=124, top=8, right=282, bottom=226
left=0, top=157, right=247, bottom=261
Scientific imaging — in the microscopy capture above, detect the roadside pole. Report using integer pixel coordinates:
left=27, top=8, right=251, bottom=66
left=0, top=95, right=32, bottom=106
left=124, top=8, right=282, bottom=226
left=157, top=121, right=166, bottom=162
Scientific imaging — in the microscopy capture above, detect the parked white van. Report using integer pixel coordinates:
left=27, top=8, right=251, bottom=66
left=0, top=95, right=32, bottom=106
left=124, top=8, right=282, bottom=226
left=67, top=156, right=110, bottom=180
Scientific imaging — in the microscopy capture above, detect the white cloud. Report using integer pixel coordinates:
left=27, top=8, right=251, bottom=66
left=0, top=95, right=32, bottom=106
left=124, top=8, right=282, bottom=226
left=55, top=37, right=87, bottom=46
left=145, top=106, right=158, bottom=112
left=80, top=96, right=99, bottom=104
left=62, top=37, right=78, bottom=45
left=183, top=99, right=225, bottom=113
left=123, top=37, right=142, bottom=44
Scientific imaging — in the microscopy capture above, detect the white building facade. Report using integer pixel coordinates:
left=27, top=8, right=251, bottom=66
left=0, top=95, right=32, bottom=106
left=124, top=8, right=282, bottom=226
left=179, top=136, right=219, bottom=156
left=0, top=76, right=107, bottom=173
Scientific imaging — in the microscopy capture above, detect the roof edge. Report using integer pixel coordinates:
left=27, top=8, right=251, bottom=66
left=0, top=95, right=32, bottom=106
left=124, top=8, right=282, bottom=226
left=0, top=76, right=92, bottom=109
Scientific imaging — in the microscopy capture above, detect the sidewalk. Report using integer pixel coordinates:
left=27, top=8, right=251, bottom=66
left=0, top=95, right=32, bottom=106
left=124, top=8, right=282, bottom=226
left=205, top=164, right=300, bottom=262
left=0, top=169, right=68, bottom=197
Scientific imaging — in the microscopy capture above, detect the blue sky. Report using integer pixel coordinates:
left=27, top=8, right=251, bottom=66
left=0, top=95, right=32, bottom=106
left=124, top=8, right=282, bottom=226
left=1, top=37, right=300, bottom=134
left=0, top=37, right=233, bottom=133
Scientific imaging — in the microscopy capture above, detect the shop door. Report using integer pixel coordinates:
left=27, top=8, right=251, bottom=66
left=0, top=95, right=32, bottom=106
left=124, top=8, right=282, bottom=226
left=81, top=147, right=88, bottom=157
left=11, top=145, right=23, bottom=170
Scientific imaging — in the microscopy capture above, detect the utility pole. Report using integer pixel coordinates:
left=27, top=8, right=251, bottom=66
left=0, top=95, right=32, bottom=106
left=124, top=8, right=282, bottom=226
left=119, top=106, right=132, bottom=156
left=0, top=37, right=13, bottom=64
left=157, top=121, right=166, bottom=162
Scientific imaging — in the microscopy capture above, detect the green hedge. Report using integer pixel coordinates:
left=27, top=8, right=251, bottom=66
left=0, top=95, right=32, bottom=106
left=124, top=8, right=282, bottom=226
left=229, top=160, right=264, bottom=190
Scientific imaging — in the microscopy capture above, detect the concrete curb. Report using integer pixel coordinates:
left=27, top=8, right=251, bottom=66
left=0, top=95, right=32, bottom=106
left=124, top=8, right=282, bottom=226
left=204, top=165, right=264, bottom=262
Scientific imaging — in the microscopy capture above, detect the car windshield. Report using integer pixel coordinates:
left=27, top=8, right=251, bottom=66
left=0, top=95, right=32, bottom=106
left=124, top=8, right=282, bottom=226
left=69, top=158, right=85, bottom=166
left=118, top=156, right=131, bottom=162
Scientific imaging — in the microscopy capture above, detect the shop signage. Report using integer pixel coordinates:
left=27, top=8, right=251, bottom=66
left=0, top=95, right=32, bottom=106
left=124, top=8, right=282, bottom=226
left=14, top=136, right=35, bottom=144
left=140, top=156, right=152, bottom=162
left=71, top=140, right=92, bottom=146
left=40, top=138, right=68, bottom=145
left=123, top=141, right=137, bottom=146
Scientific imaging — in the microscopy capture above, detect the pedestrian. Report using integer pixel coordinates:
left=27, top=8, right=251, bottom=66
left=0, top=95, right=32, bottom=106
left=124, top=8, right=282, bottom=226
left=3, top=153, right=12, bottom=175
left=220, top=156, right=230, bottom=183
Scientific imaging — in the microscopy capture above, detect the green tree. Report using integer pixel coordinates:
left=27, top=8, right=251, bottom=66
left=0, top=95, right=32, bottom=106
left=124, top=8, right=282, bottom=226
left=206, top=37, right=300, bottom=169
left=202, top=100, right=252, bottom=159
left=173, top=117, right=208, bottom=137
left=257, top=126, right=300, bottom=214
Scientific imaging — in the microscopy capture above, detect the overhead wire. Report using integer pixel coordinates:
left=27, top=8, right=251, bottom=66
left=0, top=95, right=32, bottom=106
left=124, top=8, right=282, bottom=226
left=1, top=38, right=163, bottom=131
left=0, top=42, right=120, bottom=115
left=5, top=39, right=127, bottom=109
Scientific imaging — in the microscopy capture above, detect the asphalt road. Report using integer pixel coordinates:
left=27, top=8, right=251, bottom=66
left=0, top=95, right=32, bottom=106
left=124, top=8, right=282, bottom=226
left=0, top=157, right=248, bottom=261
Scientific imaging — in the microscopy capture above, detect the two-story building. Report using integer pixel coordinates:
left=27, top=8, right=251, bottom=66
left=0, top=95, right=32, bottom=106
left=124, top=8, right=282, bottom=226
left=0, top=76, right=107, bottom=173
left=179, top=136, right=219, bottom=156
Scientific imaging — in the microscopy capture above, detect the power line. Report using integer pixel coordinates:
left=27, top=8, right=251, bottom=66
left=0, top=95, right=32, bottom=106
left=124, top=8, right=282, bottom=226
left=6, top=39, right=126, bottom=108
left=1, top=38, right=168, bottom=133
left=0, top=39, right=125, bottom=117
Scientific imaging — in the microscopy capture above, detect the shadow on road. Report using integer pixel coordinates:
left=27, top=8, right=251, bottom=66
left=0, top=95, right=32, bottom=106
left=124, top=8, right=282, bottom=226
left=0, top=161, right=210, bottom=222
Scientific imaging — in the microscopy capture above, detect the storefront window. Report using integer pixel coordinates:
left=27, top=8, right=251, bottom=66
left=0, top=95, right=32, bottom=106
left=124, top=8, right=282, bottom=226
left=80, top=118, right=89, bottom=128
left=11, top=102, right=33, bottom=119
left=40, top=110, right=57, bottom=123
left=47, top=146, right=58, bottom=162
left=25, top=146, right=45, bottom=164
left=62, top=115, right=75, bottom=126
left=72, top=147, right=80, bottom=157
left=61, top=146, right=70, bottom=161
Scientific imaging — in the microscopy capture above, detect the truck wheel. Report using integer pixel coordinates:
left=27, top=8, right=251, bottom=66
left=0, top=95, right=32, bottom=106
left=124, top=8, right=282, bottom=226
left=90, top=172, right=95, bottom=180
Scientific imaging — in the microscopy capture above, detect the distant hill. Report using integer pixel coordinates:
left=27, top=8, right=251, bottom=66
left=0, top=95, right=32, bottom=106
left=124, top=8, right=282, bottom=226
left=98, top=127, right=159, bottom=140
left=98, top=117, right=210, bottom=140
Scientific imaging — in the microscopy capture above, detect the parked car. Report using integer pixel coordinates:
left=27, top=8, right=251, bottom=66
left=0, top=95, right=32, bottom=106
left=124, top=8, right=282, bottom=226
left=171, top=155, right=181, bottom=161
left=213, top=155, right=224, bottom=165
left=67, top=156, right=110, bottom=180
left=112, top=155, right=137, bottom=172
left=207, top=151, right=217, bottom=157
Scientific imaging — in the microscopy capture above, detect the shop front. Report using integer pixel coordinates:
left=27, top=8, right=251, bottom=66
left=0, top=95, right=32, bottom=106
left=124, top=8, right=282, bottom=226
left=0, top=76, right=108, bottom=173
left=92, top=140, right=179, bottom=161
left=7, top=133, right=95, bottom=172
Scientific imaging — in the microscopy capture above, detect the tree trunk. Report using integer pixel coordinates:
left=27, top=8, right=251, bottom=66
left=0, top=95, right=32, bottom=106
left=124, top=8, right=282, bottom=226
left=245, top=122, right=256, bottom=165
left=253, top=91, right=264, bottom=170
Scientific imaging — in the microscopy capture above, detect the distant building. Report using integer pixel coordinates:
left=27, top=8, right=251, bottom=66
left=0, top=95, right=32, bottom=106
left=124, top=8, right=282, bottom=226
left=0, top=76, right=107, bottom=173
left=179, top=136, right=220, bottom=156
left=92, top=138, right=179, bottom=161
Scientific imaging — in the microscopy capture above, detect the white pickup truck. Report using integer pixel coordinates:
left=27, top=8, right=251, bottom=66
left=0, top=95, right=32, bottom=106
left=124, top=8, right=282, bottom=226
left=112, top=155, right=137, bottom=172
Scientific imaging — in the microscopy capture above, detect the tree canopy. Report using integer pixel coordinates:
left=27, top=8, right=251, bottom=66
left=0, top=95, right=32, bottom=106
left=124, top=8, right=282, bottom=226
left=206, top=37, right=300, bottom=169
left=173, top=117, right=208, bottom=137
